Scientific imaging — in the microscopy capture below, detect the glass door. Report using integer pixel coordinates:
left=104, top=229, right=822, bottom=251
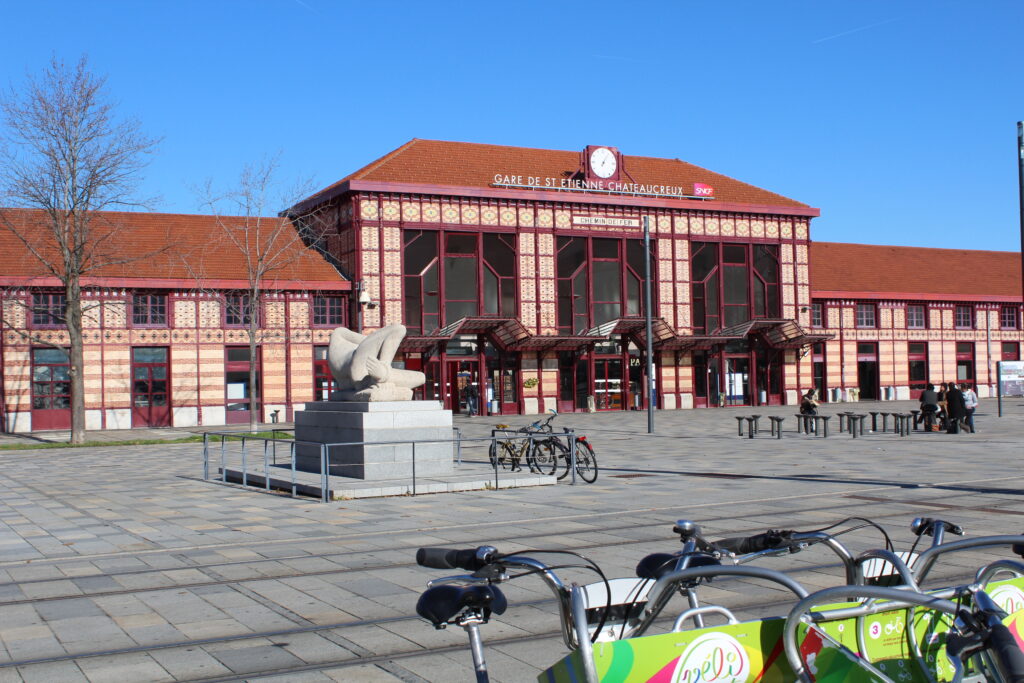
left=724, top=357, right=750, bottom=406
left=31, top=348, right=72, bottom=430
left=131, top=347, right=171, bottom=427
left=446, top=360, right=480, bottom=415
left=225, top=346, right=261, bottom=424
left=594, top=358, right=624, bottom=410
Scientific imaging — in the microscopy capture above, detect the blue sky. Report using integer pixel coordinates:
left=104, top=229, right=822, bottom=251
left=3, top=0, right=1023, bottom=251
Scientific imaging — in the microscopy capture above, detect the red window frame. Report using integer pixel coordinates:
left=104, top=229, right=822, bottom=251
left=955, top=305, right=973, bottom=329
left=132, top=293, right=168, bottom=327
left=1001, top=305, right=1019, bottom=330
left=1002, top=342, right=1020, bottom=361
left=855, top=303, right=876, bottom=329
left=225, top=294, right=258, bottom=328
left=906, top=304, right=926, bottom=329
left=811, top=303, right=823, bottom=328
left=31, top=292, right=66, bottom=328
left=312, top=295, right=346, bottom=327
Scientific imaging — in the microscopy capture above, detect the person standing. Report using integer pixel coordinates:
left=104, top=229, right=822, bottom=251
left=464, top=382, right=479, bottom=417
left=961, top=382, right=978, bottom=433
left=945, top=382, right=967, bottom=434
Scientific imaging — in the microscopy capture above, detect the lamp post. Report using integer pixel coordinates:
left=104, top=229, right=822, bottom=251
left=643, top=216, right=655, bottom=434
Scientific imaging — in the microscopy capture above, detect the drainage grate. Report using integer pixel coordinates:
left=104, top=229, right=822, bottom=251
left=612, top=473, right=656, bottom=479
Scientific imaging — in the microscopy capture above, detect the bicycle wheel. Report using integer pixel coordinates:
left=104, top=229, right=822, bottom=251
left=530, top=438, right=565, bottom=476
left=573, top=440, right=598, bottom=483
left=489, top=440, right=515, bottom=470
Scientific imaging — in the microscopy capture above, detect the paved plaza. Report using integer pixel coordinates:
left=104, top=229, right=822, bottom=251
left=1, top=398, right=1023, bottom=682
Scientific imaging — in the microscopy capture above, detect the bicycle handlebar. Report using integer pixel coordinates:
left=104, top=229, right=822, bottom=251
left=416, top=545, right=498, bottom=571
left=712, top=530, right=794, bottom=555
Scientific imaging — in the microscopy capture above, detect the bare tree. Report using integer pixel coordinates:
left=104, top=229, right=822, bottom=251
left=0, top=57, right=159, bottom=443
left=192, top=156, right=326, bottom=432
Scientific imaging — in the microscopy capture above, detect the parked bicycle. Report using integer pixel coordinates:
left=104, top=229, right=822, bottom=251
left=488, top=412, right=558, bottom=473
left=414, top=517, right=1024, bottom=682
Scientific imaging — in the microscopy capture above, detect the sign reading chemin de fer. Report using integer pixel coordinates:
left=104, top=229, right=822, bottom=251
left=491, top=174, right=714, bottom=200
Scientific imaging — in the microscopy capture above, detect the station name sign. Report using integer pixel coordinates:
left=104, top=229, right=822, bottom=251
left=491, top=174, right=714, bottom=200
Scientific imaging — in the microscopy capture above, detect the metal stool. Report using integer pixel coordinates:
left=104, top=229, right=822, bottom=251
left=750, top=414, right=762, bottom=435
left=817, top=415, right=831, bottom=438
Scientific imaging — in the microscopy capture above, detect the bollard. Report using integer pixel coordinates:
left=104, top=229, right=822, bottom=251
left=736, top=416, right=746, bottom=437
left=775, top=417, right=784, bottom=439
left=746, top=417, right=756, bottom=439
left=819, top=415, right=831, bottom=438
left=869, top=411, right=879, bottom=432
left=750, top=415, right=762, bottom=435
left=880, top=412, right=890, bottom=432
left=794, top=414, right=804, bottom=434
left=910, top=410, right=920, bottom=431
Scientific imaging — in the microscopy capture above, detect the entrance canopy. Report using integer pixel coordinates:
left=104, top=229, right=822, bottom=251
left=655, top=318, right=831, bottom=351
left=399, top=316, right=831, bottom=355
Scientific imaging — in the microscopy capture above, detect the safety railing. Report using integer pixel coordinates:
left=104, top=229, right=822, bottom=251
left=201, top=426, right=583, bottom=502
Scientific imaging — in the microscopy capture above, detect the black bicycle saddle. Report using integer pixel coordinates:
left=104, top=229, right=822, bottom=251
left=636, top=552, right=721, bottom=580
left=416, top=584, right=508, bottom=627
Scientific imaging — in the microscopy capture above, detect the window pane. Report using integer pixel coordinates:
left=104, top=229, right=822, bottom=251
left=133, top=367, right=149, bottom=380
left=227, top=348, right=251, bottom=362
left=594, top=303, right=620, bottom=326
left=444, top=257, right=478, bottom=301
left=33, top=348, right=69, bottom=364
left=557, top=237, right=585, bottom=276
left=592, top=261, right=620, bottom=302
left=483, top=233, right=515, bottom=277
left=33, top=366, right=52, bottom=382
left=133, top=347, right=167, bottom=364
left=483, top=268, right=498, bottom=315
left=691, top=242, right=717, bottom=281
left=405, top=231, right=438, bottom=275
left=52, top=366, right=70, bottom=381
left=723, top=266, right=748, bottom=306
left=592, top=238, right=618, bottom=259
left=626, top=272, right=640, bottom=316
left=908, top=342, right=927, bottom=354
left=723, top=244, right=746, bottom=264
left=956, top=342, right=973, bottom=354
left=754, top=245, right=778, bottom=283
left=151, top=367, right=167, bottom=380
left=446, top=301, right=477, bottom=322
left=446, top=233, right=476, bottom=254
left=627, top=240, right=646, bottom=276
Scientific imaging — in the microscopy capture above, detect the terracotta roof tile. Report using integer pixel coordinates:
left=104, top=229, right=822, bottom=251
left=0, top=208, right=346, bottom=287
left=303, top=138, right=809, bottom=209
left=811, top=242, right=1022, bottom=299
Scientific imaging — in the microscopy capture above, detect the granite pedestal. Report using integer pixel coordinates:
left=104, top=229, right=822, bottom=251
left=294, top=401, right=454, bottom=480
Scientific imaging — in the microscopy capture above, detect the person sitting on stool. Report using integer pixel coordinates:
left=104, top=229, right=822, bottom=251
left=919, top=383, right=940, bottom=430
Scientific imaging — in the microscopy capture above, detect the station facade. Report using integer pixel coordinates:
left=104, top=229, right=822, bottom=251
left=0, top=139, right=1021, bottom=431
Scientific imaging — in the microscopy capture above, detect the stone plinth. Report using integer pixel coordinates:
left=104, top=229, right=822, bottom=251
left=294, top=401, right=453, bottom=480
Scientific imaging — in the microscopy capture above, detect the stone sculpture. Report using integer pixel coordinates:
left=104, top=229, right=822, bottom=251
left=327, top=324, right=426, bottom=401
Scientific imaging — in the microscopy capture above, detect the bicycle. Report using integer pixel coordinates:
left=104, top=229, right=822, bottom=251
left=518, top=410, right=599, bottom=483
left=487, top=413, right=557, bottom=473
left=416, top=518, right=1024, bottom=682
left=414, top=518, right=869, bottom=680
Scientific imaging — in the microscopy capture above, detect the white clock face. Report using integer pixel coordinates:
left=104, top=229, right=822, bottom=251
left=590, top=147, right=617, bottom=179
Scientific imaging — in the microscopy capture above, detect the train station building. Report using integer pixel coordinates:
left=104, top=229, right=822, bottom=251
left=1, top=139, right=1021, bottom=431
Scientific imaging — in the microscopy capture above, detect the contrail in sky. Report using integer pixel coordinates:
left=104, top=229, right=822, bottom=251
left=812, top=17, right=900, bottom=44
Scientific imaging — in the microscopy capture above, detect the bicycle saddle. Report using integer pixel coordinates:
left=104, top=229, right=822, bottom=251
left=636, top=552, right=721, bottom=580
left=416, top=584, right=508, bottom=627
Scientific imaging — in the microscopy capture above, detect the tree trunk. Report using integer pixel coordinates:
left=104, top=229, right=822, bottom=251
left=248, top=292, right=260, bottom=433
left=66, top=278, right=86, bottom=444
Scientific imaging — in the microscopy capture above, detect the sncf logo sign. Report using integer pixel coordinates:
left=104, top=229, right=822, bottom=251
left=694, top=183, right=715, bottom=197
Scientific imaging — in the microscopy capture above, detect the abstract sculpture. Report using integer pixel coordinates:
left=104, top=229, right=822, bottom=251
left=327, top=324, right=426, bottom=401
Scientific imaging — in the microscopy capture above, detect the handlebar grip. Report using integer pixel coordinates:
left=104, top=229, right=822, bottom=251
left=713, top=530, right=792, bottom=554
left=986, top=623, right=1024, bottom=682
left=415, top=547, right=478, bottom=570
left=416, top=546, right=496, bottom=571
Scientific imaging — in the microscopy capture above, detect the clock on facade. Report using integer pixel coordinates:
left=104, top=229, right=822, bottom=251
left=584, top=145, right=620, bottom=182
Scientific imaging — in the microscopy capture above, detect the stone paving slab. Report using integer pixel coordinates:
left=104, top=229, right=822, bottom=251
left=0, top=398, right=1021, bottom=682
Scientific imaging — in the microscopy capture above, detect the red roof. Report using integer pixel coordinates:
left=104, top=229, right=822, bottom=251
left=300, top=138, right=810, bottom=209
left=811, top=242, right=1023, bottom=301
left=0, top=208, right=346, bottom=289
